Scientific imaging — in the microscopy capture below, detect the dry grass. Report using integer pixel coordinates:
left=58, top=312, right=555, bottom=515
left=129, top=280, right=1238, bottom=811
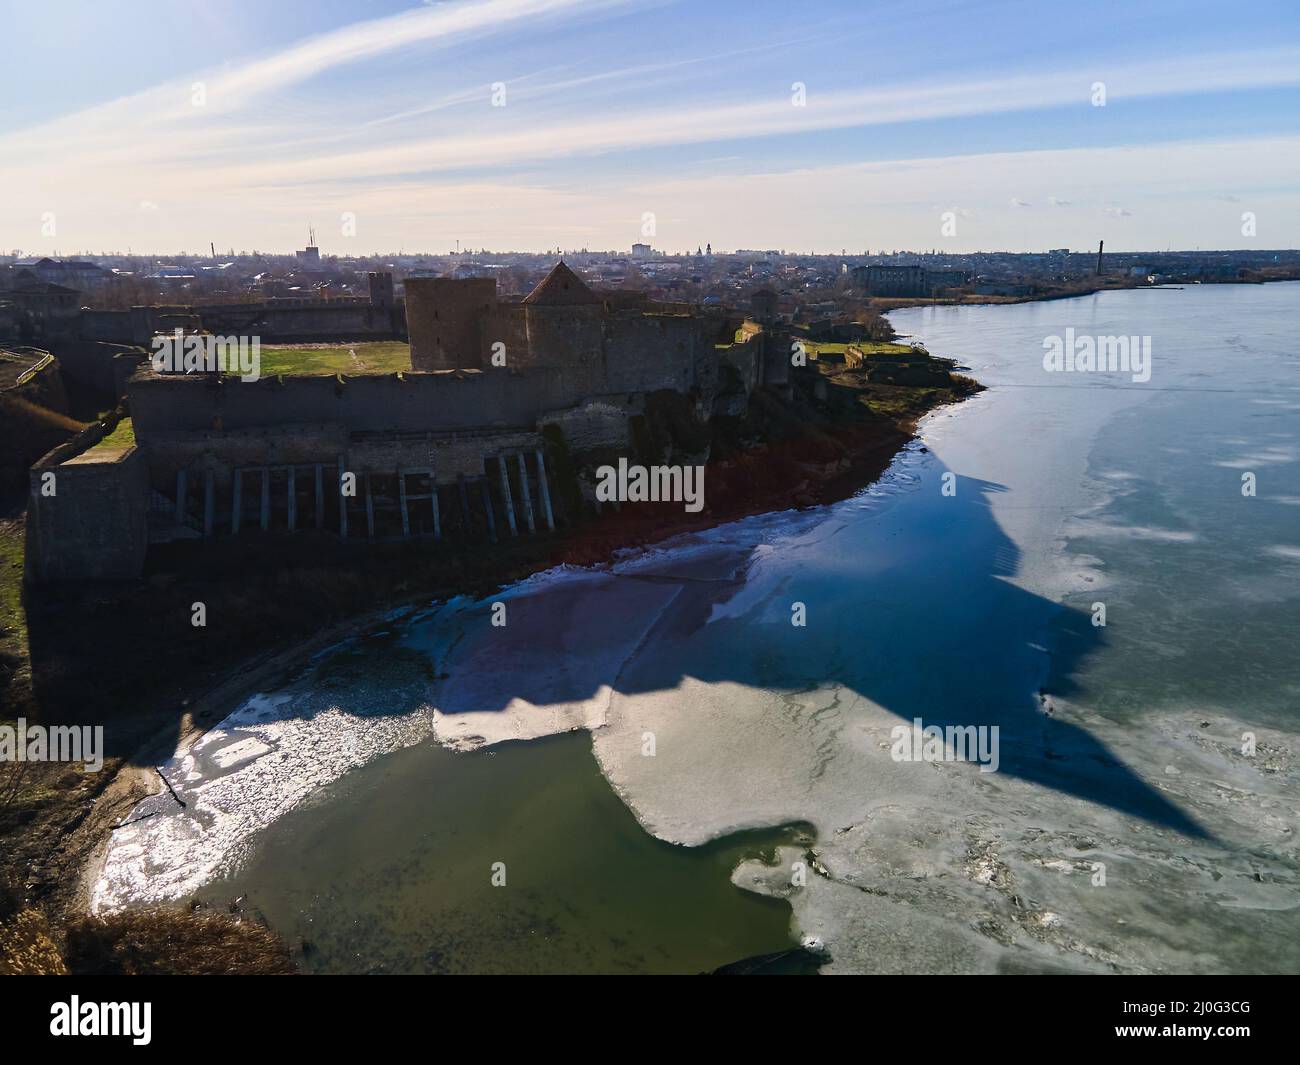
left=61, top=910, right=297, bottom=975
left=0, top=907, right=67, bottom=974
left=0, top=874, right=296, bottom=975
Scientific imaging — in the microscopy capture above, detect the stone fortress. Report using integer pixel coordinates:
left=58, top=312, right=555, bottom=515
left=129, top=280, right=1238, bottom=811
left=26, top=263, right=790, bottom=580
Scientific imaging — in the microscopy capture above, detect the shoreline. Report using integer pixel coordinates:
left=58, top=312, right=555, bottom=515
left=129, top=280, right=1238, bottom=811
left=868, top=271, right=1300, bottom=314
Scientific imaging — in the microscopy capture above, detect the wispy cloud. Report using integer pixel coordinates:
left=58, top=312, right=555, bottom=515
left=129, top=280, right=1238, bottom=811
left=197, top=0, right=633, bottom=113
left=4, top=0, right=1300, bottom=253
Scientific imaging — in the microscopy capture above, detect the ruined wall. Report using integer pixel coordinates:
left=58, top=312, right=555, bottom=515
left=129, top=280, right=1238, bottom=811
left=539, top=399, right=634, bottom=454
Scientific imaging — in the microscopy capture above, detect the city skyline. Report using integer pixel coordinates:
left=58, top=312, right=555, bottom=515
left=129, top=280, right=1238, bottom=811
left=3, top=0, right=1300, bottom=255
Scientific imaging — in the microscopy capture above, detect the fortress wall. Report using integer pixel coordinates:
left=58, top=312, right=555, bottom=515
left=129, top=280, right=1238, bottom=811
left=74, top=302, right=406, bottom=346
left=141, top=424, right=349, bottom=487
left=347, top=428, right=542, bottom=482
left=258, top=304, right=395, bottom=340
left=196, top=302, right=401, bottom=342
left=140, top=422, right=548, bottom=486
left=138, top=424, right=548, bottom=544
left=128, top=366, right=578, bottom=438
left=482, top=305, right=530, bottom=369
left=601, top=314, right=701, bottom=395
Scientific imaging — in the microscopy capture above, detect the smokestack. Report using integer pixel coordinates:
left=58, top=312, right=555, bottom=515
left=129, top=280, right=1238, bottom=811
left=210, top=241, right=216, bottom=259
left=1096, top=239, right=1104, bottom=276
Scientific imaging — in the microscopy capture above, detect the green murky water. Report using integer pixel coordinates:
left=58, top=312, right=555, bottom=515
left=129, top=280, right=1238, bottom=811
left=199, top=730, right=808, bottom=974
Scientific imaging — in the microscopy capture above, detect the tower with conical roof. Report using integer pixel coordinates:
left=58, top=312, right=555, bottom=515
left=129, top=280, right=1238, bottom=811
left=520, top=260, right=605, bottom=389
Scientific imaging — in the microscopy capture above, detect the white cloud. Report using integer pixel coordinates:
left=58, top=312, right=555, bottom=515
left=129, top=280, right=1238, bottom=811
left=5, top=12, right=1300, bottom=253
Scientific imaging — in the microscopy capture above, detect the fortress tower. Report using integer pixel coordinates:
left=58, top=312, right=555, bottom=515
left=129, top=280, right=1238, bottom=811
left=519, top=261, right=604, bottom=390
left=405, top=276, right=497, bottom=370
left=368, top=271, right=394, bottom=308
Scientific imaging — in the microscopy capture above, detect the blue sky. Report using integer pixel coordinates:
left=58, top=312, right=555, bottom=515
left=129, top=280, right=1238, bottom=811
left=3, top=0, right=1299, bottom=254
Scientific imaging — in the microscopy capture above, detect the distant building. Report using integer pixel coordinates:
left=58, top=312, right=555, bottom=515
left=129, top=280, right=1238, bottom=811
left=851, top=264, right=970, bottom=297
left=631, top=243, right=653, bottom=259
left=925, top=269, right=971, bottom=295
left=5, top=281, right=81, bottom=340
left=9, top=281, right=81, bottom=318
left=13, top=258, right=106, bottom=288
left=852, top=264, right=926, bottom=296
